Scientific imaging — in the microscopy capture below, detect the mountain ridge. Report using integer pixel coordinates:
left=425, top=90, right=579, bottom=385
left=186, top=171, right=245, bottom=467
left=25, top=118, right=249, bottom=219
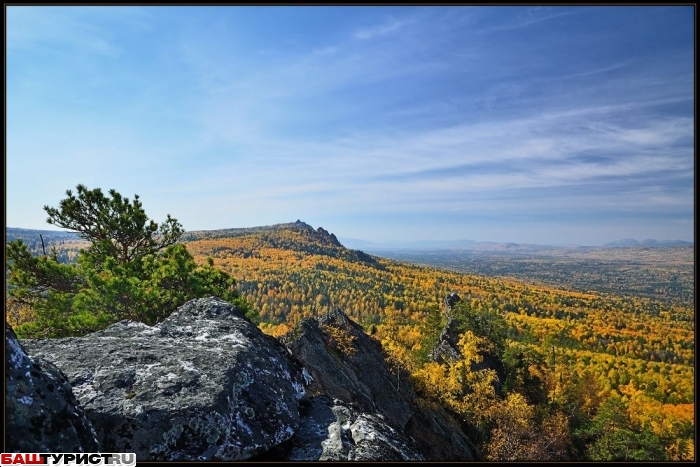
left=603, top=238, right=693, bottom=247
left=7, top=224, right=692, bottom=252
left=341, top=235, right=693, bottom=252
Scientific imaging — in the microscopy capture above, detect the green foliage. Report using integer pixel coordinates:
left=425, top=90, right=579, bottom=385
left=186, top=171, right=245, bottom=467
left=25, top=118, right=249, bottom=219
left=575, top=394, right=668, bottom=461
left=451, top=300, right=509, bottom=357
left=413, top=304, right=445, bottom=365
left=7, top=185, right=254, bottom=337
left=44, top=184, right=183, bottom=265
left=501, top=343, right=547, bottom=405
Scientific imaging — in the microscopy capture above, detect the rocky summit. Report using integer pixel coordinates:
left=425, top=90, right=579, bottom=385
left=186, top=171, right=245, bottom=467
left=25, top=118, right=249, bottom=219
left=8, top=297, right=477, bottom=460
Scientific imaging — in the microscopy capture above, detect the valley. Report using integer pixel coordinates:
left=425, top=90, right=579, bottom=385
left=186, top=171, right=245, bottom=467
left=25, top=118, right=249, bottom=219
left=363, top=245, right=694, bottom=307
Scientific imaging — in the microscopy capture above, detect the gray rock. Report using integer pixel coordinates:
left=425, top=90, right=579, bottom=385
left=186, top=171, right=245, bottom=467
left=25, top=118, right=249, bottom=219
left=15, top=297, right=480, bottom=460
left=282, top=308, right=414, bottom=426
left=6, top=322, right=99, bottom=453
left=431, top=293, right=506, bottom=396
left=430, top=316, right=463, bottom=364
left=285, top=396, right=425, bottom=461
left=282, top=308, right=476, bottom=460
left=431, top=293, right=468, bottom=365
left=23, top=297, right=304, bottom=461
left=444, top=292, right=461, bottom=311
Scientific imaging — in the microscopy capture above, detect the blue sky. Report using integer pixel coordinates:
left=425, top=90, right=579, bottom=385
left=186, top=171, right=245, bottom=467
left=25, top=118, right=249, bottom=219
left=6, top=6, right=694, bottom=246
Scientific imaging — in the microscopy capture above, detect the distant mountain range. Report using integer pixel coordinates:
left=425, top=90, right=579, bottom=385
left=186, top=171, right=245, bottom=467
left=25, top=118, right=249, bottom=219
left=602, top=238, right=694, bottom=247
left=6, top=226, right=692, bottom=252
left=340, top=236, right=693, bottom=251
left=6, top=227, right=78, bottom=240
left=338, top=237, right=478, bottom=250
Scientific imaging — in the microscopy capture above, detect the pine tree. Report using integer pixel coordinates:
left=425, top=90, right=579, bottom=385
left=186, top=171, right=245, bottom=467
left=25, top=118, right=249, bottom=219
left=6, top=185, right=256, bottom=337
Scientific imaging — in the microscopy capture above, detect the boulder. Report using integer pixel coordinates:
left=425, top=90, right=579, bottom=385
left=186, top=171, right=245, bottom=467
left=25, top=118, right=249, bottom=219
left=23, top=297, right=304, bottom=461
left=6, top=322, right=99, bottom=453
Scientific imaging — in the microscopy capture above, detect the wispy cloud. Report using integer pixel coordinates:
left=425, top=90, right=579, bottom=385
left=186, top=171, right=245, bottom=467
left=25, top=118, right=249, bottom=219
left=353, top=19, right=412, bottom=40
left=6, top=6, right=139, bottom=56
left=479, top=7, right=584, bottom=33
left=555, top=62, right=631, bottom=81
left=6, top=6, right=694, bottom=244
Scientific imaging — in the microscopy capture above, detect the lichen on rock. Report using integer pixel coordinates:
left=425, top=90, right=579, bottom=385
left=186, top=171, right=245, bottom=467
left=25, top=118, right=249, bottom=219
left=22, top=297, right=305, bottom=461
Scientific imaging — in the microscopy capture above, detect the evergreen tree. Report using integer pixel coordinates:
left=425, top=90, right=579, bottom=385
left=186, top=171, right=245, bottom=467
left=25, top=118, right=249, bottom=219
left=6, top=185, right=256, bottom=337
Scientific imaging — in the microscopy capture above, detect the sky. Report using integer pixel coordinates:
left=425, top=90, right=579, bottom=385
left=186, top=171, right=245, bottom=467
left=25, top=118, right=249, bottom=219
left=5, top=6, right=695, bottom=246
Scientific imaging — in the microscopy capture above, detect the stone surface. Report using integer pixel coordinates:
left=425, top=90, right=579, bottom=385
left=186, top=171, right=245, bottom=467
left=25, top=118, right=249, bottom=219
left=282, top=308, right=476, bottom=460
left=283, top=396, right=425, bottom=461
left=23, top=297, right=305, bottom=461
left=15, top=296, right=480, bottom=461
left=431, top=292, right=465, bottom=364
left=444, top=292, right=461, bottom=311
left=430, top=316, right=464, bottom=364
left=6, top=322, right=99, bottom=453
left=431, top=293, right=506, bottom=396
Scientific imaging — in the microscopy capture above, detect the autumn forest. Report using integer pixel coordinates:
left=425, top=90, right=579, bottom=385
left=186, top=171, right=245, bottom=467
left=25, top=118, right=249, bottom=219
left=6, top=222, right=695, bottom=460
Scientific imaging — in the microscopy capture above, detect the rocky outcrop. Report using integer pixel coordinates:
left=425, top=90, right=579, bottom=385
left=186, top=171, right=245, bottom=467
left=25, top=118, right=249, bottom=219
left=445, top=292, right=461, bottom=310
left=266, top=396, right=425, bottom=461
left=316, top=226, right=342, bottom=247
left=282, top=309, right=414, bottom=425
left=430, top=317, right=463, bottom=364
left=22, top=297, right=305, bottom=461
left=430, top=292, right=464, bottom=363
left=13, top=298, right=479, bottom=460
left=6, top=322, right=99, bottom=453
left=430, top=293, right=506, bottom=395
left=282, top=308, right=476, bottom=460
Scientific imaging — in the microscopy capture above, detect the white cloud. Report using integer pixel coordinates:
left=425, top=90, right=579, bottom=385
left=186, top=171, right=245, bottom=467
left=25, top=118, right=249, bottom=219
left=479, top=7, right=584, bottom=33
left=5, top=6, right=138, bottom=57
left=353, top=19, right=412, bottom=40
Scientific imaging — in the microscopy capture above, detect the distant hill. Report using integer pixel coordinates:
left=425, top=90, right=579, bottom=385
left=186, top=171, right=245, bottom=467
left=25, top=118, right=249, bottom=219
left=6, top=227, right=86, bottom=263
left=183, top=220, right=382, bottom=269
left=603, top=238, right=639, bottom=247
left=182, top=220, right=333, bottom=242
left=350, top=239, right=568, bottom=255
left=344, top=236, right=693, bottom=251
left=6, top=227, right=79, bottom=242
left=604, top=238, right=693, bottom=247
left=339, top=237, right=478, bottom=250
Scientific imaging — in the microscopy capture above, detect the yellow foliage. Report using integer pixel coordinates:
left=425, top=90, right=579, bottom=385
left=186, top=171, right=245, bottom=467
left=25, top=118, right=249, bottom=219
left=5, top=298, right=36, bottom=327
left=258, top=322, right=291, bottom=338
left=415, top=362, right=449, bottom=396
left=457, top=330, right=486, bottom=366
left=487, top=395, right=570, bottom=461
left=183, top=227, right=694, bottom=460
left=320, top=323, right=356, bottom=356
left=626, top=390, right=695, bottom=437
left=666, top=437, right=694, bottom=461
left=486, top=393, right=535, bottom=461
left=413, top=342, right=498, bottom=427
